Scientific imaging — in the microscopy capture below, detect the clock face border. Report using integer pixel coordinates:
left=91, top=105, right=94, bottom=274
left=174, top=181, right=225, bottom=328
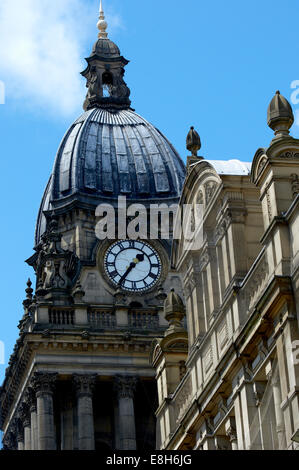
left=104, top=240, right=162, bottom=293
left=98, top=239, right=169, bottom=295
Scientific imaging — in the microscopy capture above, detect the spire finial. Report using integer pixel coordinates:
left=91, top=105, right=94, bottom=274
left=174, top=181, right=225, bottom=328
left=267, top=90, right=294, bottom=140
left=97, top=0, right=108, bottom=39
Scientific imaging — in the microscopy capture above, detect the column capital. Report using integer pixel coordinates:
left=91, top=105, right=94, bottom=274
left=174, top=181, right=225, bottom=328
left=73, top=374, right=97, bottom=397
left=18, top=401, right=31, bottom=428
left=16, top=418, right=24, bottom=444
left=31, top=372, right=57, bottom=397
left=4, top=424, right=17, bottom=450
left=114, top=375, right=138, bottom=399
left=25, top=387, right=37, bottom=413
left=226, top=425, right=237, bottom=442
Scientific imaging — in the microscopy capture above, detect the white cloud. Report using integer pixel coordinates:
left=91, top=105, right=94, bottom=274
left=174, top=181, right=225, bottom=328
left=0, top=0, right=124, bottom=117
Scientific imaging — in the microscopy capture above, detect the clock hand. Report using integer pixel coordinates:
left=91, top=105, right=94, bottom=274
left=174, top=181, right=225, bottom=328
left=118, top=253, right=145, bottom=286
left=118, top=261, right=136, bottom=285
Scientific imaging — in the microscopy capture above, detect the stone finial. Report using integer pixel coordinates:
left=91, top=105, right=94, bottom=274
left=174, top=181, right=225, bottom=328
left=22, top=278, right=34, bottom=309
left=97, top=0, right=108, bottom=38
left=25, top=279, right=33, bottom=300
left=267, top=90, right=294, bottom=139
left=186, top=126, right=201, bottom=157
left=164, top=289, right=186, bottom=335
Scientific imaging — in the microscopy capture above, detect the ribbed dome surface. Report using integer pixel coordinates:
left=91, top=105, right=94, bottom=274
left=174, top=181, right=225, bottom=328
left=92, top=38, right=121, bottom=58
left=36, top=108, right=186, bottom=244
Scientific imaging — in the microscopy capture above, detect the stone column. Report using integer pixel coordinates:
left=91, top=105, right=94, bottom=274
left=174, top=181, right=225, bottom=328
left=270, top=370, right=286, bottom=449
left=73, top=374, right=96, bottom=450
left=26, top=387, right=38, bottom=451
left=19, top=402, right=31, bottom=450
left=225, top=418, right=238, bottom=450
left=16, top=419, right=24, bottom=451
left=114, top=376, right=138, bottom=450
left=32, top=372, right=57, bottom=450
left=4, top=427, right=17, bottom=451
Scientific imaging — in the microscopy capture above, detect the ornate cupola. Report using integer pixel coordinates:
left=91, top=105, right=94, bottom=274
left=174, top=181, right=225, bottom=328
left=81, top=0, right=131, bottom=111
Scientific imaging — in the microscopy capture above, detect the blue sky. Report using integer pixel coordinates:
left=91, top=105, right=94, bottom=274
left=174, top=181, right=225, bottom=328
left=0, top=0, right=299, bottom=383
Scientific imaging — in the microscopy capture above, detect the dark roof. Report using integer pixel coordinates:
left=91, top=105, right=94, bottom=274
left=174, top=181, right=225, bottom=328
left=91, top=38, right=121, bottom=58
left=35, top=108, right=186, bottom=244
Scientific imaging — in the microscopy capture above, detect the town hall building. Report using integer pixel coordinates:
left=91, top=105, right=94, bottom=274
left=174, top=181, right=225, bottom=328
left=1, top=2, right=299, bottom=451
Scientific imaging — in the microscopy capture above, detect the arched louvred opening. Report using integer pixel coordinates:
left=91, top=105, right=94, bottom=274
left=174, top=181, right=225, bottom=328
left=102, top=71, right=113, bottom=97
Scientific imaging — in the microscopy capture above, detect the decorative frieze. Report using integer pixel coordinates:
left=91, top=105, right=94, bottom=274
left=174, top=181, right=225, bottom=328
left=203, top=346, right=213, bottom=373
left=218, top=320, right=228, bottom=351
left=174, top=375, right=193, bottom=424
left=291, top=174, right=299, bottom=199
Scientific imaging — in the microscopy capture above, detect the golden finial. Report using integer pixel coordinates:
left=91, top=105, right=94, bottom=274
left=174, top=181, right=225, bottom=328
left=97, top=0, right=108, bottom=38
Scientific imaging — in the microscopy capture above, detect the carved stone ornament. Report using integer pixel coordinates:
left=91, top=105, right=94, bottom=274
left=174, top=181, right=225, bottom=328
left=205, top=181, right=217, bottom=205
left=31, top=372, right=57, bottom=396
left=291, top=174, right=299, bottom=199
left=73, top=374, right=96, bottom=397
left=3, top=428, right=17, bottom=450
left=16, top=418, right=24, bottom=443
left=25, top=387, right=37, bottom=413
left=34, top=218, right=79, bottom=297
left=256, top=156, right=268, bottom=176
left=226, top=426, right=237, bottom=442
left=279, top=151, right=299, bottom=159
left=17, top=402, right=30, bottom=428
left=114, top=375, right=138, bottom=399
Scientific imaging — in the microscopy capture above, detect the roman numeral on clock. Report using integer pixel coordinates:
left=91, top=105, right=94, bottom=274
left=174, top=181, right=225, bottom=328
left=109, top=270, right=118, bottom=278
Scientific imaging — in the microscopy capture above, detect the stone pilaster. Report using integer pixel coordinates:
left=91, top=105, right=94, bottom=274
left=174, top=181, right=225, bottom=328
left=31, top=372, right=57, bottom=450
left=268, top=368, right=286, bottom=449
left=73, top=374, right=96, bottom=450
left=16, top=418, right=24, bottom=451
left=225, top=418, right=238, bottom=450
left=26, top=386, right=38, bottom=450
left=18, top=401, right=31, bottom=450
left=4, top=423, right=18, bottom=451
left=114, top=375, right=138, bottom=450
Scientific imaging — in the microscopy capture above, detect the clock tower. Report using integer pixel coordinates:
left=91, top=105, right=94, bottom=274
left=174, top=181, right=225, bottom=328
left=0, top=2, right=186, bottom=451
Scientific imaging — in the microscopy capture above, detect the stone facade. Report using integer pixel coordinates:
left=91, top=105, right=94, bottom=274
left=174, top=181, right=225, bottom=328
left=151, top=92, right=299, bottom=450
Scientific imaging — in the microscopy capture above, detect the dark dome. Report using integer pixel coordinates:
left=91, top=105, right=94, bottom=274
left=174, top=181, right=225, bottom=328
left=92, top=38, right=121, bottom=58
left=36, top=108, right=186, bottom=244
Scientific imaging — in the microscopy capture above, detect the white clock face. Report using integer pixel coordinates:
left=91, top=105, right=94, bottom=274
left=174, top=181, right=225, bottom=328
left=104, top=240, right=162, bottom=292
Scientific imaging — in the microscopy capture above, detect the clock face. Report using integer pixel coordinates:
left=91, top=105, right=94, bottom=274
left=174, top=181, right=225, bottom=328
left=104, top=240, right=162, bottom=292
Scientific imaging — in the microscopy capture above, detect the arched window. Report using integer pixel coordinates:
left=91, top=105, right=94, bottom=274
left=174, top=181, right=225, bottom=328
left=102, top=71, right=113, bottom=97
